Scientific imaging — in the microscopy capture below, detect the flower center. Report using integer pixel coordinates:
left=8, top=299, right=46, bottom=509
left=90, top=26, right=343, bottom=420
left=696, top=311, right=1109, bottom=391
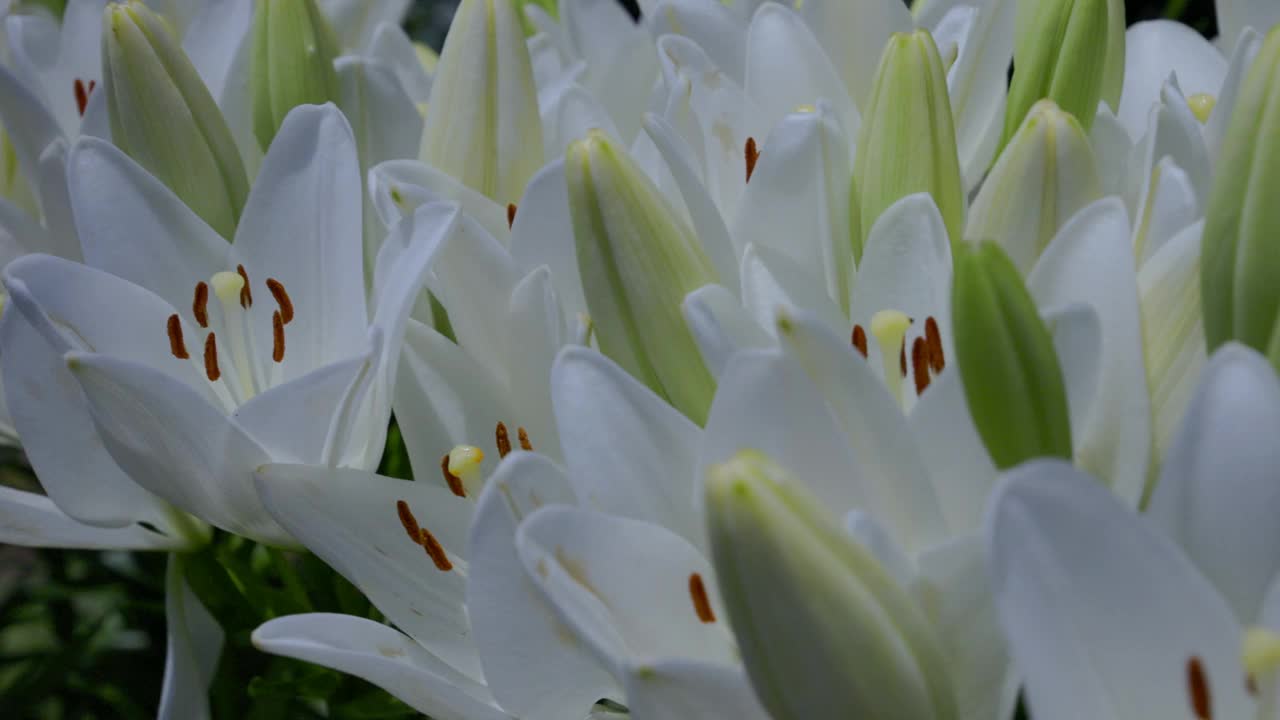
left=851, top=312, right=946, bottom=409
left=1187, top=93, right=1216, bottom=124
left=165, top=266, right=295, bottom=407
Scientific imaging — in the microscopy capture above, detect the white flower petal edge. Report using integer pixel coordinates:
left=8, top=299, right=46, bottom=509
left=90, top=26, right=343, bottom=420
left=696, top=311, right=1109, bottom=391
left=159, top=556, right=223, bottom=720
left=986, top=459, right=1255, bottom=720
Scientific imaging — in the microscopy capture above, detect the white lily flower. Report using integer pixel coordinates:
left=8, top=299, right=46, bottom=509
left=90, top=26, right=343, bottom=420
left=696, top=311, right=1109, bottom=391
left=988, top=345, right=1280, bottom=718
left=0, top=104, right=455, bottom=545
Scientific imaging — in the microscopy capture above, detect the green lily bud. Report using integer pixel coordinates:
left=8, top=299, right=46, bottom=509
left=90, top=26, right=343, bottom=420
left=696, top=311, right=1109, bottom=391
left=1202, top=25, right=1280, bottom=368
left=1001, top=0, right=1125, bottom=150
left=952, top=242, right=1072, bottom=469
left=566, top=130, right=717, bottom=425
left=854, top=30, right=965, bottom=257
left=102, top=1, right=249, bottom=240
left=966, top=100, right=1102, bottom=274
left=250, top=0, right=341, bottom=151
left=705, top=450, right=957, bottom=720
left=419, top=0, right=543, bottom=205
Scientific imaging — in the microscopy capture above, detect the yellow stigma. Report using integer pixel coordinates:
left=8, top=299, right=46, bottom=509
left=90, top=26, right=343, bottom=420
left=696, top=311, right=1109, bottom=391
left=870, top=309, right=911, bottom=405
left=447, top=444, right=485, bottom=493
left=794, top=103, right=817, bottom=114
left=210, top=271, right=245, bottom=307
left=1243, top=627, right=1280, bottom=677
left=1187, top=93, right=1216, bottom=124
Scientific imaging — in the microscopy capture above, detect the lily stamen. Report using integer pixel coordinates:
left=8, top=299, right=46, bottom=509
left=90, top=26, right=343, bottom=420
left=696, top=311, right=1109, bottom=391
left=1186, top=656, right=1213, bottom=719
left=496, top=422, right=512, bottom=458
left=203, top=333, right=220, bottom=382
left=193, top=281, right=209, bottom=328
left=745, top=137, right=760, bottom=183
left=266, top=278, right=294, bottom=324
left=852, top=324, right=868, bottom=358
left=237, top=265, right=253, bottom=308
left=166, top=314, right=189, bottom=359
left=688, top=573, right=716, bottom=623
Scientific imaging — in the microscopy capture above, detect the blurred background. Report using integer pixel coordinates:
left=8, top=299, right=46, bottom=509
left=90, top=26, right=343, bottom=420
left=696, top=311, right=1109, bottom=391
left=0, top=0, right=1224, bottom=717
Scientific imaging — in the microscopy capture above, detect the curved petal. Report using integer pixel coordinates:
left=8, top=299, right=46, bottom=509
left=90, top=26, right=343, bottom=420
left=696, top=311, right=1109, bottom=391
left=1146, top=344, right=1280, bottom=623
left=516, top=506, right=738, bottom=672
left=1216, top=0, right=1280, bottom=59
left=67, top=137, right=227, bottom=314
left=739, top=242, right=847, bottom=340
left=682, top=283, right=771, bottom=379
left=181, top=0, right=253, bottom=102
left=1117, top=21, right=1227, bottom=141
left=252, top=614, right=509, bottom=720
left=987, top=460, right=1252, bottom=720
left=468, top=452, right=619, bottom=720
left=66, top=352, right=288, bottom=544
left=504, top=268, right=567, bottom=462
left=551, top=347, right=703, bottom=545
left=368, top=22, right=432, bottom=102
left=509, top=158, right=586, bottom=329
left=1027, top=198, right=1151, bottom=504
left=158, top=555, right=223, bottom=720
left=0, top=62, right=62, bottom=185
left=232, top=104, right=366, bottom=381
left=1204, top=27, right=1262, bottom=164
left=0, top=486, right=188, bottom=550
left=253, top=463, right=479, bottom=679
left=623, top=659, right=771, bottom=720
left=798, top=0, right=911, bottom=110
left=772, top=310, right=948, bottom=551
left=647, top=0, right=747, bottom=82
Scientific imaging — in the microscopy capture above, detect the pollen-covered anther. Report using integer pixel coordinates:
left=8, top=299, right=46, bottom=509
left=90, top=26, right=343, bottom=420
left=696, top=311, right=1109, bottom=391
left=440, top=454, right=466, bottom=498
left=911, top=337, right=930, bottom=395
left=193, top=281, right=209, bottom=328
left=688, top=572, right=716, bottom=623
left=266, top=278, right=294, bottom=324
left=420, top=527, right=453, bottom=571
left=203, top=333, right=220, bottom=381
left=745, top=137, right=760, bottom=183
left=271, top=311, right=285, bottom=363
left=1186, top=656, right=1213, bottom=720
left=166, top=314, right=189, bottom=359
left=236, top=265, right=253, bottom=308
left=925, top=316, right=945, bottom=372
left=395, top=499, right=422, bottom=544
left=517, top=427, right=532, bottom=451
left=507, top=203, right=517, bottom=228
left=73, top=78, right=95, bottom=116
left=496, top=422, right=512, bottom=458
left=851, top=324, right=868, bottom=358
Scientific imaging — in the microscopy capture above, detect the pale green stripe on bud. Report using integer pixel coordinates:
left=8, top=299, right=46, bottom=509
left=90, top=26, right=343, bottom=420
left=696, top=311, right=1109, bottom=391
left=1202, top=25, right=1280, bottom=370
left=1001, top=0, right=1125, bottom=151
left=966, top=100, right=1101, bottom=274
left=566, top=130, right=717, bottom=425
left=705, top=450, right=957, bottom=720
left=251, top=0, right=341, bottom=151
left=102, top=1, right=249, bottom=240
left=953, top=242, right=1072, bottom=469
left=854, top=30, right=964, bottom=257
left=419, top=0, right=543, bottom=205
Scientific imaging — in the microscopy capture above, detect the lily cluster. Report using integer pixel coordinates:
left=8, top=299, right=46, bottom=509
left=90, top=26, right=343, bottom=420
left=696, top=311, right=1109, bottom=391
left=0, top=0, right=1278, bottom=718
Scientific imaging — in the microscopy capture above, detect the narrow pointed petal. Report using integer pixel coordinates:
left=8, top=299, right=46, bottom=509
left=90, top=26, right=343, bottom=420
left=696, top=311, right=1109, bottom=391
left=0, top=487, right=188, bottom=550
left=744, top=3, right=857, bottom=136
left=158, top=556, right=222, bottom=720
left=682, top=284, right=771, bottom=379
left=907, top=368, right=997, bottom=535
left=253, top=614, right=510, bottom=720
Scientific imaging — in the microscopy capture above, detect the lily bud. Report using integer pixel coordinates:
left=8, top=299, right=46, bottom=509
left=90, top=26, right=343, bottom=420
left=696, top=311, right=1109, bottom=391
left=419, top=0, right=543, bottom=205
left=102, top=1, right=249, bottom=240
left=854, top=30, right=964, bottom=257
left=251, top=0, right=341, bottom=151
left=705, top=450, right=957, bottom=720
left=966, top=100, right=1102, bottom=274
left=565, top=130, right=717, bottom=425
left=1202, top=27, right=1280, bottom=369
left=952, top=242, right=1072, bottom=469
left=1001, top=0, right=1125, bottom=148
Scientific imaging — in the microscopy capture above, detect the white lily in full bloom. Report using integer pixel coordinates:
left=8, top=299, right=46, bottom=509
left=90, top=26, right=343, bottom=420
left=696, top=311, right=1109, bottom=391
left=0, top=103, right=455, bottom=545
left=987, top=344, right=1280, bottom=720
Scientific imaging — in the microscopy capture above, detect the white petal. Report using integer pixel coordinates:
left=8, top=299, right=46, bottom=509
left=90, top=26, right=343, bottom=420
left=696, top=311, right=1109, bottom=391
left=798, top=0, right=911, bottom=110
left=1132, top=157, right=1198, bottom=266
left=253, top=463, right=480, bottom=678
left=551, top=347, right=703, bottom=545
left=67, top=137, right=227, bottom=315
left=504, top=268, right=567, bottom=461
left=940, top=0, right=1015, bottom=190
left=468, top=452, right=619, bottom=720
left=988, top=460, right=1252, bottom=720
left=743, top=3, right=857, bottom=137
left=66, top=352, right=289, bottom=544
left=0, top=33, right=64, bottom=171
left=1117, top=21, right=1226, bottom=142
left=646, top=0, right=747, bottom=82
left=182, top=0, right=253, bottom=101
left=508, top=158, right=586, bottom=327
left=772, top=311, right=948, bottom=551
left=158, top=556, right=223, bottom=720
left=730, top=104, right=853, bottom=314
left=739, top=242, right=847, bottom=339
left=318, top=0, right=410, bottom=52
left=367, top=22, right=432, bottom=102
left=253, top=614, right=509, bottom=720
left=517, top=506, right=738, bottom=671
left=682, top=283, right=771, bottom=379
left=623, top=660, right=771, bottom=720
left=1028, top=198, right=1151, bottom=504
left=0, top=486, right=189, bottom=549
left=1204, top=27, right=1262, bottom=163
left=1147, top=344, right=1280, bottom=623
left=35, top=138, right=79, bottom=262
left=1043, top=303, right=1104, bottom=461
left=1216, top=0, right=1280, bottom=59
left=233, top=104, right=366, bottom=380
